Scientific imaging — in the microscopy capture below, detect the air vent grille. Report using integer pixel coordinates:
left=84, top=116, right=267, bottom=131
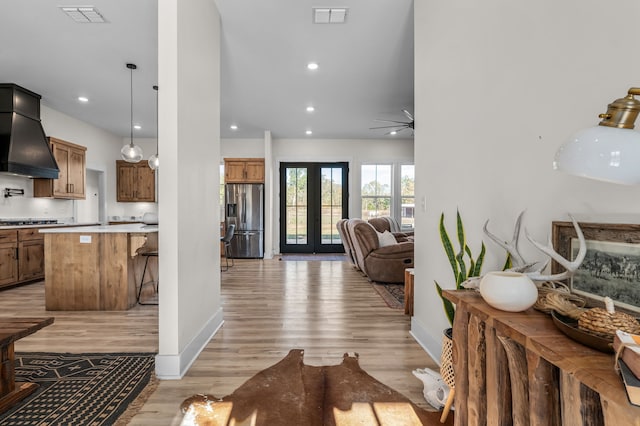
left=313, top=8, right=347, bottom=24
left=60, top=6, right=107, bottom=23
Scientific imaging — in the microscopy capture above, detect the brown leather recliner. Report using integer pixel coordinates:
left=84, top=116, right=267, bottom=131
left=368, top=216, right=413, bottom=242
left=336, top=218, right=358, bottom=269
left=351, top=221, right=414, bottom=283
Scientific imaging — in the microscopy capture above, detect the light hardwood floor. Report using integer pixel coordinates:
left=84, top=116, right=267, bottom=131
left=5, top=258, right=439, bottom=425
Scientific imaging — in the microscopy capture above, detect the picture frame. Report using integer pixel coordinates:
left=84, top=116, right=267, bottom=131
left=551, top=221, right=640, bottom=314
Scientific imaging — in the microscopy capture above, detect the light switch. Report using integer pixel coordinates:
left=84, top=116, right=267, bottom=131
left=80, top=235, right=91, bottom=244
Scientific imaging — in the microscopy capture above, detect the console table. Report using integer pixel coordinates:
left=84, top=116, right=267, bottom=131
left=443, top=290, right=640, bottom=426
left=0, top=317, right=54, bottom=413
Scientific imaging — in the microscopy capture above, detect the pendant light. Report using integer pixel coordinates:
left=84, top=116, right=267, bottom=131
left=553, top=87, right=640, bottom=185
left=148, top=85, right=159, bottom=170
left=120, top=63, right=143, bottom=163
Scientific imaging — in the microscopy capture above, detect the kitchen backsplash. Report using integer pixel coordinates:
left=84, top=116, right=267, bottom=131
left=0, top=174, right=73, bottom=219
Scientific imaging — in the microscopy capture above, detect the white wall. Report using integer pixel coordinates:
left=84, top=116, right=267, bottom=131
left=156, top=0, right=222, bottom=379
left=0, top=105, right=158, bottom=222
left=412, top=0, right=640, bottom=362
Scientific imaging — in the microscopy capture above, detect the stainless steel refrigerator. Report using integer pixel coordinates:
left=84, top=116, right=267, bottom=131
left=225, top=183, right=264, bottom=258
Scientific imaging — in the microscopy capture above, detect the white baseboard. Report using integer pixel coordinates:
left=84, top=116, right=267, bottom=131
left=155, top=307, right=224, bottom=379
left=410, top=316, right=444, bottom=367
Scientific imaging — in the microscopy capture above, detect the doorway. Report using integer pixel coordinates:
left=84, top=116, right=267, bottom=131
left=279, top=162, right=348, bottom=253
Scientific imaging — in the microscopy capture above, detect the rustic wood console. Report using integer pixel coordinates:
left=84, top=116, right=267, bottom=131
left=443, top=290, right=640, bottom=426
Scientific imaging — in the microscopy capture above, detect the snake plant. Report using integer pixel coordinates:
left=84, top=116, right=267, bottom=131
left=434, top=210, right=486, bottom=326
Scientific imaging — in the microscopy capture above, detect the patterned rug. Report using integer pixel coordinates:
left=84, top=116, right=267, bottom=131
left=372, top=282, right=405, bottom=309
left=0, top=352, right=156, bottom=426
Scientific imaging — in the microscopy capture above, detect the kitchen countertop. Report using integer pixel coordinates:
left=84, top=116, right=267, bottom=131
left=0, top=222, right=100, bottom=231
left=39, top=223, right=158, bottom=234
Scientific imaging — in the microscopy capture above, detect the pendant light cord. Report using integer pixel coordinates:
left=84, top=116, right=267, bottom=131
left=130, top=65, right=134, bottom=147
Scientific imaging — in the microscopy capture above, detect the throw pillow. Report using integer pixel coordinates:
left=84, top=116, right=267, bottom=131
left=377, top=230, right=397, bottom=247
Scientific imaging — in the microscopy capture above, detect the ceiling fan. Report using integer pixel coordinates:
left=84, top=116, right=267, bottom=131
left=370, top=109, right=414, bottom=135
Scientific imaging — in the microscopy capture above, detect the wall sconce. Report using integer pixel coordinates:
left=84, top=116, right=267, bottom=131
left=553, top=87, right=640, bottom=185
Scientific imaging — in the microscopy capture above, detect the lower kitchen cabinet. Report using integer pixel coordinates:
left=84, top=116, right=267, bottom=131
left=18, top=229, right=45, bottom=282
left=0, top=229, right=45, bottom=289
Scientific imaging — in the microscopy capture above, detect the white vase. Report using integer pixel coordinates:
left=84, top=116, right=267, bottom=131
left=479, top=271, right=538, bottom=312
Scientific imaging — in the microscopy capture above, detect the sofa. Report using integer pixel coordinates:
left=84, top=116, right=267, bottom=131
left=350, top=221, right=414, bottom=283
left=368, top=216, right=413, bottom=242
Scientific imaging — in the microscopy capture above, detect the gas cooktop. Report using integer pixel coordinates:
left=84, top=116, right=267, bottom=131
left=0, top=219, right=59, bottom=226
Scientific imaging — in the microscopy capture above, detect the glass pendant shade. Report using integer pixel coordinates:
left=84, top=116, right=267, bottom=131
left=121, top=63, right=143, bottom=163
left=148, top=154, right=159, bottom=170
left=553, top=126, right=640, bottom=185
left=121, top=142, right=144, bottom=163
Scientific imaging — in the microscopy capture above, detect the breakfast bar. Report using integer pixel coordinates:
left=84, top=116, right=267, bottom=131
left=40, top=224, right=158, bottom=310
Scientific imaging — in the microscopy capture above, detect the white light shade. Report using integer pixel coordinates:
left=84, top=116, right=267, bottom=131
left=121, top=143, right=143, bottom=163
left=553, top=126, right=640, bottom=185
left=148, top=154, right=159, bottom=170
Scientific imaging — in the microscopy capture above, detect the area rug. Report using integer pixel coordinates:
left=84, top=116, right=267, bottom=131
left=372, top=282, right=405, bottom=309
left=0, top=352, right=156, bottom=426
left=279, top=254, right=346, bottom=261
left=181, top=349, right=452, bottom=425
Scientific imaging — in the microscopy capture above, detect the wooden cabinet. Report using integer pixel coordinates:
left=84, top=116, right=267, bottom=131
left=0, top=229, right=44, bottom=288
left=0, top=230, right=18, bottom=286
left=33, top=137, right=87, bottom=199
left=224, top=158, right=264, bottom=183
left=116, top=160, right=156, bottom=202
left=17, top=229, right=44, bottom=282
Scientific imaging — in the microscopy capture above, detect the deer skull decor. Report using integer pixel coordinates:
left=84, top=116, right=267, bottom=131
left=483, top=211, right=587, bottom=283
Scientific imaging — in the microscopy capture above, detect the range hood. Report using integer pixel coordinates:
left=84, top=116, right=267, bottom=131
left=0, top=84, right=59, bottom=179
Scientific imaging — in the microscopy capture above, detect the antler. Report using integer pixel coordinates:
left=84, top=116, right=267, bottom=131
left=483, top=210, right=527, bottom=267
left=524, top=214, right=586, bottom=282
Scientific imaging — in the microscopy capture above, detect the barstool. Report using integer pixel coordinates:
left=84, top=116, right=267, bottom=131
left=137, top=251, right=158, bottom=305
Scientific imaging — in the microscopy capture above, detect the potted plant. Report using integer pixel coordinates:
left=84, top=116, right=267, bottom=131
left=434, top=209, right=486, bottom=327
left=433, top=209, right=509, bottom=421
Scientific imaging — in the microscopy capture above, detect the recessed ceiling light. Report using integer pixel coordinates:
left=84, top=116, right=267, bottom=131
left=77, top=96, right=89, bottom=103
left=60, top=6, right=107, bottom=23
left=306, top=130, right=313, bottom=135
left=306, top=106, right=315, bottom=112
left=230, top=124, right=238, bottom=130
left=390, top=131, right=397, bottom=135
left=307, top=62, right=319, bottom=70
left=134, top=124, right=142, bottom=130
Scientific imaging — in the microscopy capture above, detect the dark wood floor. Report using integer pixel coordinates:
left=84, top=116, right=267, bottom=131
left=4, top=258, right=439, bottom=424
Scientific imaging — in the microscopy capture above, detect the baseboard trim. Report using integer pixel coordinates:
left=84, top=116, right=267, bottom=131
left=410, top=316, right=444, bottom=366
left=155, top=307, right=224, bottom=379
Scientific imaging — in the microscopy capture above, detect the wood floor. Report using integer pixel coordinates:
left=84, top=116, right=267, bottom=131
left=3, top=258, right=439, bottom=425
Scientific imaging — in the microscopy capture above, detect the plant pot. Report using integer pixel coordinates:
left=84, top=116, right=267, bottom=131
left=440, top=328, right=454, bottom=388
left=439, top=327, right=455, bottom=422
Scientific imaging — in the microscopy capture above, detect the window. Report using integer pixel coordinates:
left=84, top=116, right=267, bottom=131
left=400, top=164, right=415, bottom=230
left=361, top=164, right=391, bottom=220
left=360, top=163, right=414, bottom=229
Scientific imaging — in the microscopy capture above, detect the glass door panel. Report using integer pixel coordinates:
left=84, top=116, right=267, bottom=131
left=280, top=162, right=348, bottom=253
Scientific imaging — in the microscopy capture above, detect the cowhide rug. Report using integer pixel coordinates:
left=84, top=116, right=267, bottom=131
left=181, top=349, right=453, bottom=426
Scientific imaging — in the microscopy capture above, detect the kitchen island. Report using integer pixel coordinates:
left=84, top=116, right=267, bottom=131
left=40, top=224, right=158, bottom=310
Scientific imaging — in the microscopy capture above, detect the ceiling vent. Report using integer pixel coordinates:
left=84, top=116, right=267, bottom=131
left=60, top=6, right=107, bottom=23
left=313, top=8, right=348, bottom=24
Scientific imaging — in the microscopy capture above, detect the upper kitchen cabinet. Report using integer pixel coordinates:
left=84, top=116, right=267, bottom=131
left=224, top=158, right=264, bottom=183
left=116, top=160, right=155, bottom=202
left=33, top=137, right=86, bottom=199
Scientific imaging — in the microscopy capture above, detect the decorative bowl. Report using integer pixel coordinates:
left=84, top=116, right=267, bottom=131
left=551, top=310, right=614, bottom=353
left=479, top=271, right=538, bottom=312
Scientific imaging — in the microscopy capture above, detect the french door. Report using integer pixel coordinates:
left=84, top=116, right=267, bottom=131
left=280, top=162, right=348, bottom=253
